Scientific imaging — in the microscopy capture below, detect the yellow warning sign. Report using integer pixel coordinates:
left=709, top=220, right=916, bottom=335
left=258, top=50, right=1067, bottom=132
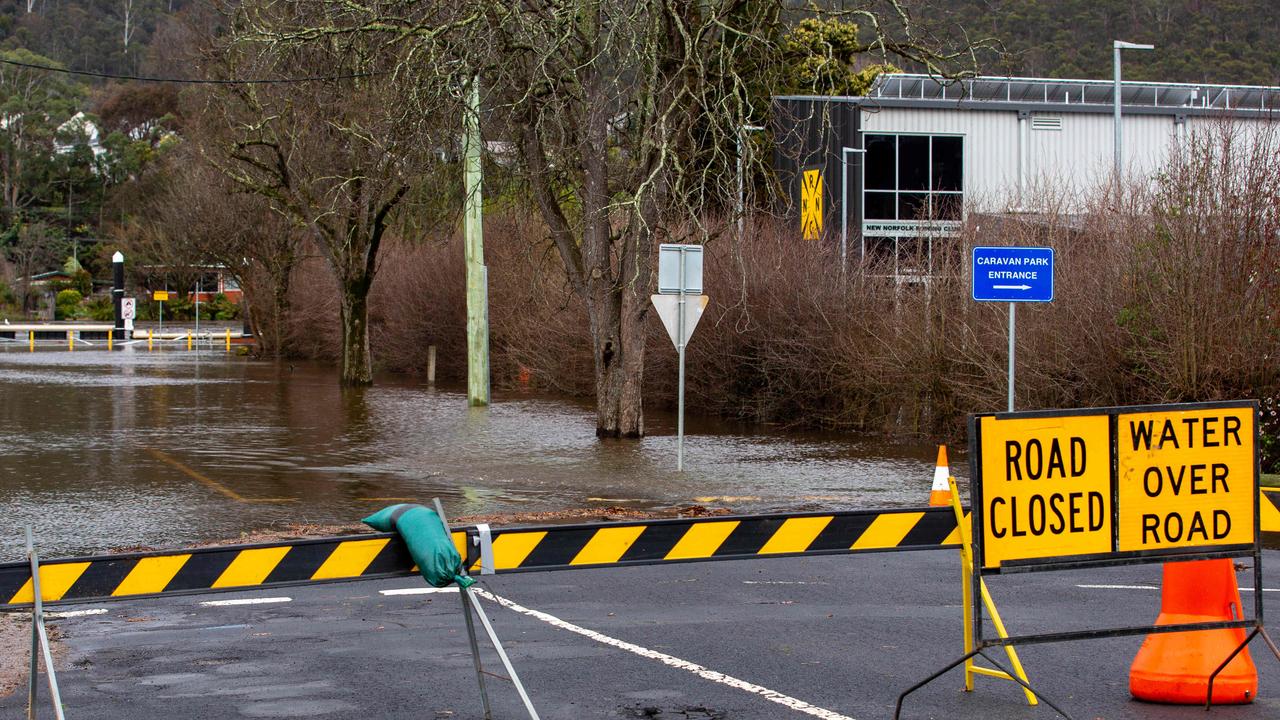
left=800, top=169, right=823, bottom=240
left=1117, top=407, right=1255, bottom=552
left=153, top=291, right=170, bottom=301
left=978, top=414, right=1112, bottom=568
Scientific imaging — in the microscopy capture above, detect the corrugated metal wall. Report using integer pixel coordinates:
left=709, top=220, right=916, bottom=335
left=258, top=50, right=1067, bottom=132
left=860, top=107, right=1019, bottom=214
left=775, top=97, right=1273, bottom=225
left=772, top=98, right=859, bottom=241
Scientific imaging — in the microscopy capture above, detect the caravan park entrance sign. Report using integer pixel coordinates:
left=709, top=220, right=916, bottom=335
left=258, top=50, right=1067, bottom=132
left=971, top=246, right=1054, bottom=303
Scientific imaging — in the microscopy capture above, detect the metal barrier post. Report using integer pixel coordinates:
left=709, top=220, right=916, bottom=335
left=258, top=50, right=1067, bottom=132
left=433, top=499, right=540, bottom=720
left=25, top=526, right=67, bottom=720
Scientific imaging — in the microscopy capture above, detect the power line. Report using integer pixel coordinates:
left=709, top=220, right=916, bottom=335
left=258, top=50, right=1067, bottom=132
left=0, top=57, right=379, bottom=84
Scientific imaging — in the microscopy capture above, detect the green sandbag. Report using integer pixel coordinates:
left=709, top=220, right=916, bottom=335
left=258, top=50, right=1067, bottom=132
left=363, top=504, right=475, bottom=588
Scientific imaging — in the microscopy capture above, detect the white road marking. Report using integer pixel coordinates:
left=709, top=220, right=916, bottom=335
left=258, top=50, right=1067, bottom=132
left=45, top=609, right=108, bottom=618
left=380, top=587, right=459, bottom=596
left=200, top=597, right=292, bottom=607
left=1078, top=584, right=1276, bottom=592
left=743, top=581, right=823, bottom=586
left=472, top=588, right=856, bottom=720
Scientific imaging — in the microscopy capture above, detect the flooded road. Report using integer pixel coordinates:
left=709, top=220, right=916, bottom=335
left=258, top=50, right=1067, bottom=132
left=0, top=346, right=950, bottom=559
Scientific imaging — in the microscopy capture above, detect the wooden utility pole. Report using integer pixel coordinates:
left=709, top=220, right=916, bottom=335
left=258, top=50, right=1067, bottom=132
left=463, top=76, right=491, bottom=406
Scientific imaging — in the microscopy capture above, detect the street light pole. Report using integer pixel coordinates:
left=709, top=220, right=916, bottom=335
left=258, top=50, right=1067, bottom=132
left=840, top=146, right=866, bottom=277
left=1113, top=40, right=1154, bottom=182
left=736, top=125, right=764, bottom=238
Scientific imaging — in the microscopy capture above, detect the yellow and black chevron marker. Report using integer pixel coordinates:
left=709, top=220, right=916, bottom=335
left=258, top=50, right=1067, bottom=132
left=800, top=168, right=823, bottom=240
left=4, top=492, right=1276, bottom=608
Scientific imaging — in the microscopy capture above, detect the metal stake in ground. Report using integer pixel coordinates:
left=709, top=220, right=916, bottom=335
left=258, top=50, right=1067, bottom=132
left=25, top=526, right=66, bottom=720
left=432, top=499, right=539, bottom=720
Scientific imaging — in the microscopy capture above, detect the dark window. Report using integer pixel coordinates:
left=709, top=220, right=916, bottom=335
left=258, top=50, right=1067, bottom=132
left=864, top=135, right=895, bottom=190
left=931, top=137, right=963, bottom=191
left=861, top=134, right=965, bottom=232
left=865, top=237, right=896, bottom=267
left=898, top=192, right=929, bottom=220
left=897, top=136, right=930, bottom=190
left=897, top=237, right=929, bottom=273
left=934, top=194, right=963, bottom=220
left=865, top=191, right=896, bottom=220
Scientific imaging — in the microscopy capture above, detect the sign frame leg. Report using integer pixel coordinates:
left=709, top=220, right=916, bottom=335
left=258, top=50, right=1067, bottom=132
left=948, top=478, right=1037, bottom=706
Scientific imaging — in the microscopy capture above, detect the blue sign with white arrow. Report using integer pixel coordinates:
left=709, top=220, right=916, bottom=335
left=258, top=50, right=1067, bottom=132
left=971, top=246, right=1054, bottom=303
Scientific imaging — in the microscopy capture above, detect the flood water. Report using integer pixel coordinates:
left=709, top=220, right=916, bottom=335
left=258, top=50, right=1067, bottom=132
left=0, top=345, right=949, bottom=560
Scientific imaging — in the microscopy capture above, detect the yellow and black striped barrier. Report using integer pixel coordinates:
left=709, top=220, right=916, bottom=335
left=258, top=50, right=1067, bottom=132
left=4, top=490, right=1277, bottom=608
left=1, top=507, right=962, bottom=607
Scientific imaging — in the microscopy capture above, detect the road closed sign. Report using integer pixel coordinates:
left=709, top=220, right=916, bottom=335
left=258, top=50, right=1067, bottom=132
left=1117, top=406, right=1255, bottom=552
left=972, top=401, right=1259, bottom=571
left=977, top=414, right=1112, bottom=568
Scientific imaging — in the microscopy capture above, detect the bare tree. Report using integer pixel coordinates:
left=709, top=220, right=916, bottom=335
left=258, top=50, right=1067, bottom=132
left=237, top=0, right=985, bottom=433
left=122, top=143, right=303, bottom=356
left=198, top=1, right=451, bottom=385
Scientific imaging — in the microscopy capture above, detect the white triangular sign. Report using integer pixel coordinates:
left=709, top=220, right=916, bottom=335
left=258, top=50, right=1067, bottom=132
left=651, top=294, right=709, bottom=348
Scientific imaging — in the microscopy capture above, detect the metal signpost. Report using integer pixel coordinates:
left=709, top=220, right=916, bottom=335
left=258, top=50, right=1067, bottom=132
left=839, top=146, right=866, bottom=277
left=153, top=290, right=169, bottom=335
left=121, top=298, right=136, bottom=339
left=652, top=244, right=707, bottom=471
left=971, top=247, right=1054, bottom=411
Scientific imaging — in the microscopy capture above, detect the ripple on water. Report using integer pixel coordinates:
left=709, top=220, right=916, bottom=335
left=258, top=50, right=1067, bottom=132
left=0, top=352, right=944, bottom=558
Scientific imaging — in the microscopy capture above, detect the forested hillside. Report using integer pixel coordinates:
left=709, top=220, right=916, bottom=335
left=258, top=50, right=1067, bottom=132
left=3, top=1, right=1276, bottom=85
left=940, top=0, right=1280, bottom=86
left=0, top=0, right=188, bottom=77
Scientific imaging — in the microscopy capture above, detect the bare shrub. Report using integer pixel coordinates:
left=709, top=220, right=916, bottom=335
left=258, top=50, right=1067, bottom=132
left=280, top=122, right=1279, bottom=469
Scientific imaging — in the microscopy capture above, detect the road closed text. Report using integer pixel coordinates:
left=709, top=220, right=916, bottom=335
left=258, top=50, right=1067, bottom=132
left=979, top=415, right=1112, bottom=568
left=1118, top=408, right=1255, bottom=552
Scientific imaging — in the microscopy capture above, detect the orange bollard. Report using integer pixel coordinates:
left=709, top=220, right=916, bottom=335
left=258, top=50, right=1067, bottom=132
left=928, top=445, right=951, bottom=506
left=1129, top=559, right=1257, bottom=704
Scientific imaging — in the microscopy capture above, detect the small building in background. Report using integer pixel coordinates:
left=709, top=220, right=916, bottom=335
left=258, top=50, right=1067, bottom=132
left=772, top=74, right=1280, bottom=283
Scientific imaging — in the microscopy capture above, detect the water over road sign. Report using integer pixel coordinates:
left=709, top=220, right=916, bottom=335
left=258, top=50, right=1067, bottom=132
left=972, top=246, right=1054, bottom=303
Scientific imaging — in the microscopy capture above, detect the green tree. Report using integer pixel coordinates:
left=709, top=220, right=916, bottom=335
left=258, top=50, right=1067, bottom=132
left=781, top=18, right=899, bottom=96
left=0, top=48, right=85, bottom=219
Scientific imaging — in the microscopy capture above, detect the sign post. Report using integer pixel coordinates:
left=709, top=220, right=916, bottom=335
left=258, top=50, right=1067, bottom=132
left=653, top=244, right=707, bottom=472
left=153, top=290, right=169, bottom=335
left=971, top=247, right=1054, bottom=411
left=121, top=297, right=136, bottom=338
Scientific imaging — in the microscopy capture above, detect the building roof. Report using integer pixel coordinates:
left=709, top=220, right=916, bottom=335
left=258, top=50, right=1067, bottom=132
left=777, top=73, right=1280, bottom=118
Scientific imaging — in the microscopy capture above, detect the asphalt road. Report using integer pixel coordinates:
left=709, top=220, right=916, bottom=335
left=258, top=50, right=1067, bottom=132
left=5, top=549, right=1277, bottom=720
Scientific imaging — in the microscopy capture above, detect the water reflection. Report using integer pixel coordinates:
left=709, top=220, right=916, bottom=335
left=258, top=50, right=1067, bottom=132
left=0, top=346, right=944, bottom=559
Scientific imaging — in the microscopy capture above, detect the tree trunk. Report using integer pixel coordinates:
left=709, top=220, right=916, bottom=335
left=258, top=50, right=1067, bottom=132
left=589, top=267, right=649, bottom=438
left=338, top=280, right=373, bottom=386
left=268, top=269, right=291, bottom=358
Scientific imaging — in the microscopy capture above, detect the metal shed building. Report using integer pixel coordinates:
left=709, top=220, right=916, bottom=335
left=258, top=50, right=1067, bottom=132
left=772, top=73, right=1280, bottom=281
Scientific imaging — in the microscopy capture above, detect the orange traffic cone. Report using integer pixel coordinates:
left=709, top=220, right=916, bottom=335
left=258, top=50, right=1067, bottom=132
left=1129, top=559, right=1257, bottom=704
left=928, top=445, right=951, bottom=506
